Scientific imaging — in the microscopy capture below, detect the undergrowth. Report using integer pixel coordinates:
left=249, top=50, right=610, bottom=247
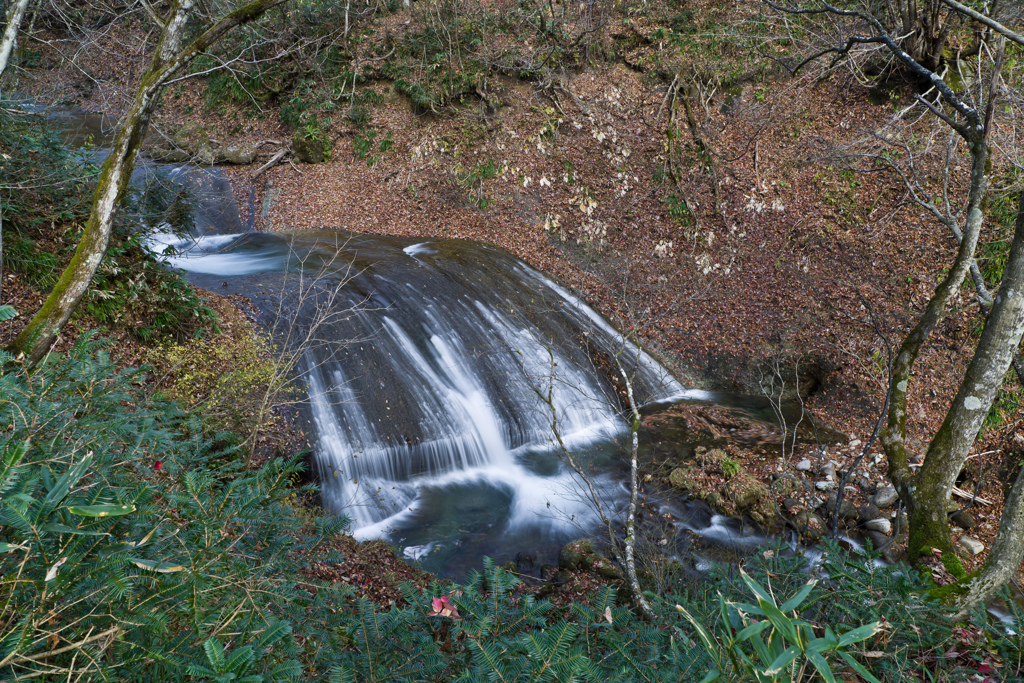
left=0, top=105, right=219, bottom=344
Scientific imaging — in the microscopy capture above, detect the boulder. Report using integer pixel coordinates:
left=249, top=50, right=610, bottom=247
left=949, top=510, right=976, bottom=530
left=218, top=145, right=256, bottom=165
left=558, top=539, right=596, bottom=571
left=857, top=503, right=881, bottom=523
left=593, top=557, right=624, bottom=581
left=793, top=510, right=825, bottom=541
left=293, top=129, right=331, bottom=163
left=863, top=518, right=891, bottom=535
left=871, top=485, right=898, bottom=508
left=863, top=530, right=889, bottom=551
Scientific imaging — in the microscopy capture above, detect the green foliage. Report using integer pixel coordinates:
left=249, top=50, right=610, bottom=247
left=980, top=383, right=1021, bottom=435
left=82, top=228, right=219, bottom=343
left=0, top=106, right=96, bottom=237
left=352, top=129, right=393, bottom=167
left=329, top=558, right=707, bottom=682
left=676, top=569, right=881, bottom=682
left=149, top=328, right=293, bottom=439
left=721, top=456, right=740, bottom=478
left=663, top=193, right=693, bottom=226
left=0, top=337, right=349, bottom=680
left=672, top=542, right=956, bottom=681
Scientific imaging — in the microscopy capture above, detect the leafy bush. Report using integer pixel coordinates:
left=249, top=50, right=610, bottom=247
left=676, top=569, right=881, bottom=682
left=671, top=542, right=955, bottom=682
left=149, top=327, right=294, bottom=443
left=0, top=337, right=347, bottom=680
left=329, top=557, right=709, bottom=682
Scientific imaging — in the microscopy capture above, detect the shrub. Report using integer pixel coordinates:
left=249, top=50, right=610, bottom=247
left=0, top=337, right=347, bottom=680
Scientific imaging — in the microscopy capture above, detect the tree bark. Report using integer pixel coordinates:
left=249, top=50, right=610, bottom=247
left=616, top=358, right=655, bottom=621
left=7, top=0, right=284, bottom=365
left=948, top=192, right=1024, bottom=617
left=0, top=0, right=32, bottom=81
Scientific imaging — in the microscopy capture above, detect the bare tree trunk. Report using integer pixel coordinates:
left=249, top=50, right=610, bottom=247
left=0, top=0, right=32, bottom=81
left=7, top=0, right=284, bottom=365
left=616, top=359, right=655, bottom=621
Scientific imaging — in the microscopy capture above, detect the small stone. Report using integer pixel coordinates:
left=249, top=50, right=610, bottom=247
left=816, top=480, right=836, bottom=491
left=796, top=459, right=812, bottom=472
left=959, top=536, right=984, bottom=556
left=871, top=485, right=898, bottom=507
left=864, top=518, right=891, bottom=534
left=856, top=477, right=872, bottom=490
left=950, top=510, right=977, bottom=529
left=782, top=497, right=801, bottom=513
left=849, top=439, right=862, bottom=448
left=872, top=454, right=884, bottom=465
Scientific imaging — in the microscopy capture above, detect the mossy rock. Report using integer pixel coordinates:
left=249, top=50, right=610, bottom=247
left=593, top=557, right=624, bottom=581
left=558, top=538, right=596, bottom=571
left=668, top=467, right=697, bottom=491
left=792, top=510, right=825, bottom=541
left=293, top=129, right=331, bottom=163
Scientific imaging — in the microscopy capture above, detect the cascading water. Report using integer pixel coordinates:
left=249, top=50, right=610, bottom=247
left=171, top=227, right=709, bottom=576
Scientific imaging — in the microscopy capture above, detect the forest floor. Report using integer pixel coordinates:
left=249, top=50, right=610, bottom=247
left=7, top=0, right=1022, bottom=594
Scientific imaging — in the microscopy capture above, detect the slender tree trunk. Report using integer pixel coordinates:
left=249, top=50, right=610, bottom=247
left=6, top=0, right=284, bottom=365
left=881, top=134, right=990, bottom=561
left=0, top=0, right=31, bottom=81
left=617, top=358, right=654, bottom=621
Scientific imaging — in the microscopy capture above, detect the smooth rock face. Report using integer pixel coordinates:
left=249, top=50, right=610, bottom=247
left=863, top=518, right=891, bottom=534
left=815, top=480, right=836, bottom=491
left=795, top=459, right=812, bottom=472
left=959, top=536, right=985, bottom=556
left=871, top=485, right=898, bottom=507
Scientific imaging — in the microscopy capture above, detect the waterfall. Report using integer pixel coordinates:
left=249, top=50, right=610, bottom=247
left=159, top=227, right=703, bottom=574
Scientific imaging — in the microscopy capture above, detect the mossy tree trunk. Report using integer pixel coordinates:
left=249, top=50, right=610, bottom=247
left=6, top=0, right=284, bottom=365
left=948, top=194, right=1024, bottom=617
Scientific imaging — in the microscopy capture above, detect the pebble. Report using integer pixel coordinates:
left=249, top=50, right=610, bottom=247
left=871, top=485, right=898, bottom=507
left=796, top=459, right=812, bottom=472
left=816, top=480, right=836, bottom=491
left=849, top=439, right=862, bottom=448
left=864, top=518, right=891, bottom=534
left=959, top=536, right=985, bottom=556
